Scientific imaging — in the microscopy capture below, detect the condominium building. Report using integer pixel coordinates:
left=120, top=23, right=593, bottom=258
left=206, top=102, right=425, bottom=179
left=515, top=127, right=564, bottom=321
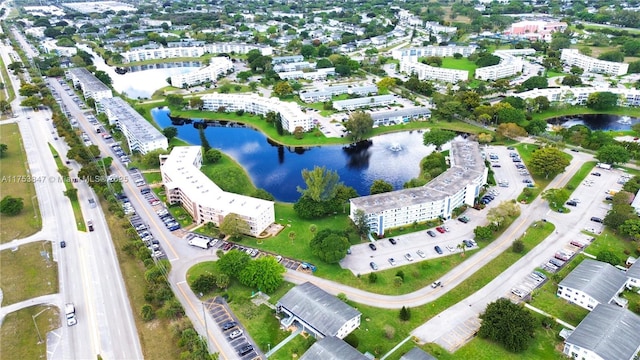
left=505, top=20, right=567, bottom=42
left=475, top=49, right=535, bottom=81
left=350, top=141, right=487, bottom=236
left=272, top=55, right=304, bottom=65
left=66, top=67, right=113, bottom=101
left=369, top=107, right=431, bottom=126
left=299, top=84, right=378, bottom=103
left=557, top=259, right=627, bottom=311
left=200, top=93, right=313, bottom=133
left=332, top=95, right=397, bottom=111
left=160, top=146, right=274, bottom=237
left=514, top=86, right=640, bottom=107
left=273, top=62, right=315, bottom=73
left=169, top=57, right=234, bottom=88
left=120, top=43, right=272, bottom=63
left=391, top=45, right=477, bottom=61
left=97, top=97, right=168, bottom=155
left=560, top=48, right=629, bottom=76
left=400, top=60, right=469, bottom=83
left=42, top=39, right=77, bottom=57
left=278, top=68, right=336, bottom=80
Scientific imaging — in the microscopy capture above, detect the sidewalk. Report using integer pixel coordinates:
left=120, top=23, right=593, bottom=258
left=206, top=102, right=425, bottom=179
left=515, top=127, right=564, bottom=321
left=524, top=303, right=576, bottom=330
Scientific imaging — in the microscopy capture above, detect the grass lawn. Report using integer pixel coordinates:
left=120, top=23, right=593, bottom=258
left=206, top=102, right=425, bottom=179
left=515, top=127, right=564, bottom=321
left=0, top=241, right=58, bottom=306
left=141, top=171, right=163, bottom=184
left=0, top=55, right=16, bottom=102
left=545, top=161, right=597, bottom=213
left=200, top=154, right=255, bottom=195
left=48, top=144, right=86, bottom=231
left=441, top=57, right=477, bottom=73
left=546, top=70, right=568, bottom=78
left=584, top=229, right=638, bottom=263
left=529, top=255, right=590, bottom=326
left=0, top=305, right=60, bottom=360
left=0, top=123, right=41, bottom=243
left=101, top=202, right=182, bottom=359
left=268, top=334, right=316, bottom=360
left=167, top=204, right=194, bottom=227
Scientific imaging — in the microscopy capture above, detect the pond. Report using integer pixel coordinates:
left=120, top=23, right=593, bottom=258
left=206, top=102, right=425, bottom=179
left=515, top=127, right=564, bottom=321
left=151, top=108, right=453, bottom=203
left=78, top=45, right=201, bottom=99
left=547, top=114, right=640, bottom=131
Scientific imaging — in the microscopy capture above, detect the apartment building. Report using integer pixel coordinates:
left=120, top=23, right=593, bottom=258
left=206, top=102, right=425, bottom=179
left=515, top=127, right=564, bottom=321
left=200, top=93, right=313, bottom=133
left=97, top=97, right=168, bottom=155
left=514, top=86, right=640, bottom=107
left=272, top=55, right=304, bottom=65
left=66, top=68, right=113, bottom=101
left=350, top=141, right=487, bottom=236
left=332, top=95, right=397, bottom=111
left=505, top=20, right=567, bottom=42
left=121, top=43, right=272, bottom=63
left=169, top=57, right=234, bottom=88
left=369, top=107, right=431, bottom=126
left=400, top=60, right=469, bottom=83
left=299, top=84, right=378, bottom=103
left=278, top=68, right=336, bottom=80
left=160, top=146, right=274, bottom=237
left=560, top=48, right=629, bottom=76
left=557, top=259, right=627, bottom=311
left=391, top=45, right=477, bottom=61
left=273, top=62, right=315, bottom=73
left=475, top=49, right=535, bottom=81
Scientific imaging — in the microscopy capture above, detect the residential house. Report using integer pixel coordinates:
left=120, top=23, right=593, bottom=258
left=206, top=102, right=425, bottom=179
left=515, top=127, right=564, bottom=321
left=557, top=259, right=628, bottom=311
left=299, top=337, right=368, bottom=360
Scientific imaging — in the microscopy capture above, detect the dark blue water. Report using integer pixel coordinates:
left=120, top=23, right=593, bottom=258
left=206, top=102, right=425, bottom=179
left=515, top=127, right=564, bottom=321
left=152, top=107, right=442, bottom=202
left=549, top=114, right=640, bottom=131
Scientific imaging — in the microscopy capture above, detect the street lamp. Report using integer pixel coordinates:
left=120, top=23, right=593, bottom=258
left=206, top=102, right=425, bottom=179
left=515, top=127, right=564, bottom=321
left=32, top=306, right=50, bottom=344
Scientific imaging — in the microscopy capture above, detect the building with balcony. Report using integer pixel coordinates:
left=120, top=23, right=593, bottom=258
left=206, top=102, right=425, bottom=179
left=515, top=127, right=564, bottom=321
left=66, top=67, right=113, bottom=101
left=332, top=95, right=397, bottom=111
left=560, top=48, right=629, bottom=76
left=513, top=86, right=640, bottom=107
left=350, top=141, right=487, bottom=236
left=400, top=60, right=469, bottom=83
left=169, top=57, right=234, bottom=88
left=160, top=146, right=274, bottom=237
left=299, top=85, right=378, bottom=103
left=121, top=43, right=272, bottom=63
left=391, top=45, right=477, bottom=61
left=557, top=259, right=628, bottom=311
left=475, top=49, right=535, bottom=81
left=369, top=107, right=431, bottom=126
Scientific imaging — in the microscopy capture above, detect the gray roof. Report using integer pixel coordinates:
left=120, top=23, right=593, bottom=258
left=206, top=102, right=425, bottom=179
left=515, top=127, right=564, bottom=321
left=299, top=337, right=368, bottom=360
left=370, top=107, right=431, bottom=122
left=351, top=141, right=486, bottom=213
left=566, top=304, right=640, bottom=360
left=98, top=97, right=166, bottom=146
left=333, top=95, right=396, bottom=108
left=559, top=259, right=628, bottom=304
left=67, top=67, right=111, bottom=94
left=277, top=282, right=361, bottom=337
left=628, top=259, right=640, bottom=280
left=399, top=347, right=437, bottom=360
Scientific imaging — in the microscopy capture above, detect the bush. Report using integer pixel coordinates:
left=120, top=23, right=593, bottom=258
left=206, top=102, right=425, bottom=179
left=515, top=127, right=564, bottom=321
left=0, top=195, right=24, bottom=216
left=395, top=270, right=405, bottom=280
left=512, top=239, right=525, bottom=253
left=399, top=306, right=411, bottom=321
left=384, top=324, right=396, bottom=339
left=141, top=304, right=155, bottom=321
left=368, top=272, right=378, bottom=283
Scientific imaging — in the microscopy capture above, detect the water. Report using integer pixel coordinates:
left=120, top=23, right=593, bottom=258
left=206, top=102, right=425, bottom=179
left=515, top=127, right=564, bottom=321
left=152, top=108, right=447, bottom=202
left=548, top=114, right=640, bottom=131
left=77, top=45, right=201, bottom=99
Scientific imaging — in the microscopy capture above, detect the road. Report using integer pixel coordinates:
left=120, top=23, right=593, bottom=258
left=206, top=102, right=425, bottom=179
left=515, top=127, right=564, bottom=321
left=2, top=29, right=143, bottom=359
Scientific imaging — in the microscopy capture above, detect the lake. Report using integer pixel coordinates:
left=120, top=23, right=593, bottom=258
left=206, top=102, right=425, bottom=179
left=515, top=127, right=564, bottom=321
left=151, top=108, right=450, bottom=203
left=78, top=45, right=200, bottom=99
left=548, top=114, right=640, bottom=131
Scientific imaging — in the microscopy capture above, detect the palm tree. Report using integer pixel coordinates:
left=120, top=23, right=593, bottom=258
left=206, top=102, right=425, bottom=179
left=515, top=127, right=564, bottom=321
left=457, top=242, right=466, bottom=257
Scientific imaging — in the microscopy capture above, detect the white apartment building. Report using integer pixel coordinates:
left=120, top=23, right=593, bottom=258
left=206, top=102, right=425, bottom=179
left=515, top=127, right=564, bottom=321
left=299, top=84, right=378, bottom=103
left=169, top=57, right=234, bottom=88
left=400, top=60, right=469, bottom=83
left=97, top=97, right=168, bottom=155
left=424, top=21, right=458, bottom=35
left=332, top=95, right=397, bottom=111
left=121, top=43, right=272, bottom=63
left=273, top=62, right=315, bottom=73
left=350, top=141, right=487, bottom=236
left=475, top=49, right=535, bottom=81
left=200, top=93, right=313, bottom=133
left=66, top=68, right=113, bottom=101
left=557, top=259, right=628, bottom=311
left=160, top=146, right=275, bottom=237
left=514, top=86, right=640, bottom=107
left=391, top=45, right=477, bottom=60
left=278, top=68, right=336, bottom=80
left=561, top=48, right=629, bottom=76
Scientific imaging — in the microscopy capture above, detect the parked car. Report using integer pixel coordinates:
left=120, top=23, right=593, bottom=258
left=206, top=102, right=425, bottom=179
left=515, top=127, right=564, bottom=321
left=229, top=329, right=243, bottom=339
left=370, top=262, right=378, bottom=270
left=434, top=246, right=443, bottom=255
left=427, top=230, right=436, bottom=237
left=221, top=321, right=237, bottom=331
left=369, top=243, right=377, bottom=251
left=591, top=172, right=601, bottom=176
left=388, top=258, right=396, bottom=266
left=416, top=250, right=426, bottom=258
left=511, top=288, right=525, bottom=298
left=435, top=226, right=446, bottom=233
left=590, top=217, right=603, bottom=223
left=566, top=201, right=577, bottom=206
left=238, top=344, right=254, bottom=356
left=404, top=253, right=414, bottom=262
left=60, top=240, right=66, bottom=248
left=458, top=216, right=470, bottom=223
left=389, top=238, right=397, bottom=245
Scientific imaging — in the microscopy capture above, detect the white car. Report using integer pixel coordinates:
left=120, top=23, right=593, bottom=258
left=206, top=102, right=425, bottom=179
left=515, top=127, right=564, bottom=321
left=416, top=250, right=426, bottom=258
left=388, top=258, right=396, bottom=266
left=511, top=288, right=525, bottom=298
left=404, top=253, right=414, bottom=262
left=446, top=245, right=456, bottom=253
left=229, top=329, right=243, bottom=339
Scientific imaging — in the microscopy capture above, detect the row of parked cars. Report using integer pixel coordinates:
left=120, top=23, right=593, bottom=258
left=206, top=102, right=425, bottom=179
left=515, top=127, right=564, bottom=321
left=480, top=189, right=499, bottom=205
left=110, top=143, right=131, bottom=168
left=156, top=209, right=181, bottom=232
left=129, top=209, right=165, bottom=259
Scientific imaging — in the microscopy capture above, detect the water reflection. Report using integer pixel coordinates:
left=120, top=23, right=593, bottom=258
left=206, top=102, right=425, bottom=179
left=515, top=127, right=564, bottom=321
left=548, top=114, right=640, bottom=131
left=152, top=107, right=442, bottom=202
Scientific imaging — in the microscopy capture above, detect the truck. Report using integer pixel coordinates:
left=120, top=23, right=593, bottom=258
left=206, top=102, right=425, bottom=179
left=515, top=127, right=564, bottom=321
left=188, top=237, right=210, bottom=249
left=597, top=163, right=612, bottom=170
left=65, top=303, right=77, bottom=326
left=87, top=220, right=94, bottom=232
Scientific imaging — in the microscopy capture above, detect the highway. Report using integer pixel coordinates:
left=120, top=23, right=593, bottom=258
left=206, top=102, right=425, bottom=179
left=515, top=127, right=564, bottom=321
left=3, top=29, right=143, bottom=359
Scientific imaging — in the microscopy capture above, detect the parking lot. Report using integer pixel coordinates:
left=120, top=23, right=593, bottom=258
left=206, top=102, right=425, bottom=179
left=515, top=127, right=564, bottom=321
left=203, top=297, right=261, bottom=360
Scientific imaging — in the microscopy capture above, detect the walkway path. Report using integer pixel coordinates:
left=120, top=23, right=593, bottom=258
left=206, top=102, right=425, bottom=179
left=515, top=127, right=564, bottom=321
left=264, top=327, right=301, bottom=358
left=0, top=293, right=61, bottom=325
left=524, top=303, right=576, bottom=330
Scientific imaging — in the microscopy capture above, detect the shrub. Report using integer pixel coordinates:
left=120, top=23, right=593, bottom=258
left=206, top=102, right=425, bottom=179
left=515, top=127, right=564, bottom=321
left=399, top=306, right=411, bottom=321
left=368, top=272, right=378, bottom=283
left=512, top=239, right=525, bottom=253
left=384, top=324, right=396, bottom=339
left=141, top=304, right=155, bottom=321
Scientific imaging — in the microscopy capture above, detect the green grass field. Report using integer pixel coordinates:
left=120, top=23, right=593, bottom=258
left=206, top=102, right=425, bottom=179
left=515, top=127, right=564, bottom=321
left=0, top=241, right=58, bottom=306
left=0, top=123, right=41, bottom=243
left=441, top=57, right=478, bottom=73
left=0, top=305, right=60, bottom=360
left=48, top=144, right=86, bottom=231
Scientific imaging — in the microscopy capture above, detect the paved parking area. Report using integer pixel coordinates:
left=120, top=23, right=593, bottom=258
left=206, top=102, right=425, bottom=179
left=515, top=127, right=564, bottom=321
left=204, top=298, right=262, bottom=360
left=434, top=316, right=481, bottom=352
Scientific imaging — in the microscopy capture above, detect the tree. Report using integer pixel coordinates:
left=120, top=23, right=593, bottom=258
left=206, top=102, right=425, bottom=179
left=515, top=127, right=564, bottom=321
left=0, top=196, right=24, bottom=216
left=141, top=304, right=155, bottom=321
left=94, top=70, right=112, bottom=86
left=19, top=83, right=40, bottom=96
left=217, top=249, right=251, bottom=278
left=478, top=298, right=535, bottom=352
left=166, top=94, right=185, bottom=107
left=525, top=119, right=548, bottom=135
left=216, top=273, right=230, bottom=290
left=300, top=44, right=316, bottom=58
left=0, top=100, right=11, bottom=114
left=344, top=111, right=374, bottom=142
left=163, top=126, right=178, bottom=142
left=512, top=239, right=525, bottom=253
left=220, top=213, right=249, bottom=239
left=198, top=127, right=211, bottom=152
left=310, top=229, right=351, bottom=263
left=596, top=250, right=621, bottom=266
left=297, top=166, right=341, bottom=202
left=598, top=50, right=625, bottom=63
left=542, top=188, right=569, bottom=208
left=191, top=273, right=216, bottom=294
left=204, top=148, right=222, bottom=164
left=0, top=144, right=6, bottom=157
left=238, top=256, right=285, bottom=293
left=189, top=97, right=204, bottom=110
left=273, top=81, right=293, bottom=97
left=529, top=146, right=570, bottom=179
left=561, top=74, right=582, bottom=86
left=20, top=96, right=41, bottom=109
left=623, top=40, right=640, bottom=56
left=619, top=219, right=640, bottom=241
left=597, top=144, right=630, bottom=165
left=352, top=209, right=370, bottom=237
left=586, top=92, right=619, bottom=110
left=399, top=306, right=411, bottom=321
left=520, top=76, right=548, bottom=91
left=496, top=123, right=527, bottom=140
left=370, top=179, right=393, bottom=195
left=474, top=226, right=493, bottom=241
left=423, top=129, right=456, bottom=150
left=376, top=77, right=396, bottom=92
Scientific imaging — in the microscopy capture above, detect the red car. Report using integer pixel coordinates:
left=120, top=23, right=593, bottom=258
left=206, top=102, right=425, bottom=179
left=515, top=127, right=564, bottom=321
left=435, top=226, right=446, bottom=234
